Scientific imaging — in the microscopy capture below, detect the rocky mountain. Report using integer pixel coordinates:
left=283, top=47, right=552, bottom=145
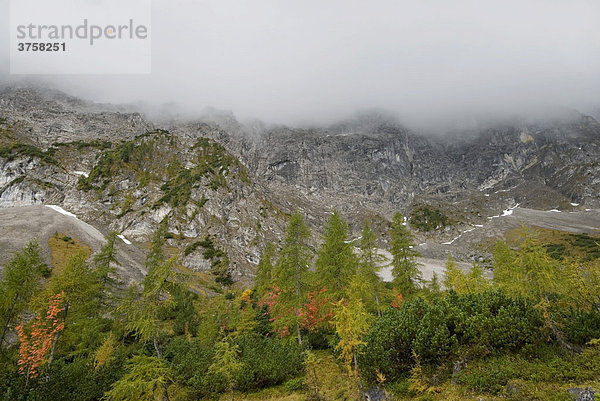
left=1, top=85, right=599, bottom=285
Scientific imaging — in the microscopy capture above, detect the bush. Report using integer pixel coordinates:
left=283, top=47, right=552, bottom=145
left=0, top=355, right=126, bottom=401
left=232, top=334, right=304, bottom=391
left=561, top=308, right=600, bottom=345
left=410, top=205, right=451, bottom=231
left=455, top=346, right=600, bottom=395
left=165, top=338, right=218, bottom=399
left=359, top=290, right=543, bottom=383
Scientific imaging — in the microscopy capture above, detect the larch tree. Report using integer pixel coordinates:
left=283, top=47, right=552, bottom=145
left=92, top=232, right=120, bottom=309
left=357, top=221, right=386, bottom=317
left=209, top=339, right=243, bottom=401
left=334, top=277, right=372, bottom=401
left=315, top=210, right=358, bottom=300
left=104, top=355, right=172, bottom=401
left=0, top=239, right=49, bottom=349
left=389, top=212, right=420, bottom=296
left=444, top=256, right=489, bottom=294
left=124, top=219, right=177, bottom=359
left=565, top=257, right=600, bottom=313
left=492, top=229, right=577, bottom=354
left=272, top=211, right=312, bottom=345
left=254, top=242, right=275, bottom=299
left=43, top=252, right=103, bottom=369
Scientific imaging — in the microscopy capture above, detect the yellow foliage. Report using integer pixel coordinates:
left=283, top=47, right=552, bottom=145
left=94, top=332, right=117, bottom=370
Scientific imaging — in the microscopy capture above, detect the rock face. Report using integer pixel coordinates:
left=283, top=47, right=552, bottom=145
left=224, top=113, right=600, bottom=216
left=1, top=86, right=600, bottom=283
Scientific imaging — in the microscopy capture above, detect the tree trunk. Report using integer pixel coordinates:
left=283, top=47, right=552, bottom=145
left=48, top=302, right=68, bottom=371
left=542, top=297, right=580, bottom=355
left=353, top=351, right=365, bottom=401
left=295, top=305, right=302, bottom=345
left=0, top=294, right=18, bottom=348
left=154, top=335, right=163, bottom=359
left=374, top=285, right=381, bottom=318
left=295, top=274, right=302, bottom=345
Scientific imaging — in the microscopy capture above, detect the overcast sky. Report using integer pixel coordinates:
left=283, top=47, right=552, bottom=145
left=1, top=0, right=600, bottom=130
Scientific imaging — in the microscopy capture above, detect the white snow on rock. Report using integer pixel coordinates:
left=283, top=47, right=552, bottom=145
left=487, top=203, right=520, bottom=220
left=547, top=209, right=561, bottom=213
left=442, top=227, right=477, bottom=245
left=72, top=171, right=89, bottom=178
left=117, top=234, right=132, bottom=245
left=45, top=205, right=78, bottom=219
left=571, top=203, right=579, bottom=206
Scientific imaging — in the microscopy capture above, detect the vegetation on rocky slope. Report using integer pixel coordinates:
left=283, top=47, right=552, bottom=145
left=0, top=209, right=599, bottom=401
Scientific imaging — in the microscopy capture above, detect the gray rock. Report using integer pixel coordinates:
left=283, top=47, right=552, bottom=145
left=568, top=387, right=596, bottom=401
left=365, top=386, right=389, bottom=401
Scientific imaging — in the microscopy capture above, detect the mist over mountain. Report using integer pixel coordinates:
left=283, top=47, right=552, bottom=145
left=2, top=0, right=600, bottom=130
left=1, top=2, right=600, bottom=399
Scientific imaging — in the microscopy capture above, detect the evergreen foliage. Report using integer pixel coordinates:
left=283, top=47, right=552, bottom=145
left=389, top=212, right=421, bottom=296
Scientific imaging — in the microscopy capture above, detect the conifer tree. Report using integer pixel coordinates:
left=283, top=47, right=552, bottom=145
left=443, top=256, right=488, bottom=294
left=92, top=232, right=120, bottom=308
left=424, top=272, right=442, bottom=301
left=44, top=253, right=102, bottom=368
left=565, top=258, right=600, bottom=313
left=493, top=229, right=577, bottom=354
left=124, top=220, right=177, bottom=359
left=389, top=212, right=420, bottom=296
left=334, top=278, right=372, bottom=401
left=443, top=256, right=464, bottom=292
left=104, top=355, right=172, bottom=401
left=357, top=221, right=386, bottom=317
left=315, top=210, right=358, bottom=300
left=0, top=239, right=48, bottom=348
left=272, top=212, right=312, bottom=345
left=209, top=339, right=243, bottom=401
left=254, top=242, right=275, bottom=298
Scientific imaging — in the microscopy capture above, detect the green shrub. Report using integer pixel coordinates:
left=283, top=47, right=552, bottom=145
left=455, top=346, right=600, bottom=394
left=165, top=338, right=220, bottom=398
left=0, top=143, right=59, bottom=166
left=410, top=205, right=451, bottom=231
left=232, top=334, right=304, bottom=391
left=359, top=290, right=543, bottom=383
left=561, top=308, right=600, bottom=345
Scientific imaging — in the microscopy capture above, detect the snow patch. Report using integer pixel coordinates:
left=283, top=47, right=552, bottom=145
left=72, top=171, right=89, bottom=178
left=117, top=234, right=132, bottom=245
left=442, top=227, right=477, bottom=245
left=487, top=203, right=520, bottom=220
left=571, top=203, right=579, bottom=206
left=547, top=209, right=561, bottom=213
left=45, top=205, right=78, bottom=219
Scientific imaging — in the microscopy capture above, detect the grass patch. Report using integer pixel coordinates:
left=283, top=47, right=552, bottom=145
left=500, top=227, right=600, bottom=262
left=48, top=232, right=92, bottom=275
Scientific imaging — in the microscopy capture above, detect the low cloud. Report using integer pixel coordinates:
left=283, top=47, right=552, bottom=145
left=2, top=0, right=600, bottom=131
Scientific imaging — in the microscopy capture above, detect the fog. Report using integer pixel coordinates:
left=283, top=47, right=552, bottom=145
left=1, top=0, right=600, bottom=131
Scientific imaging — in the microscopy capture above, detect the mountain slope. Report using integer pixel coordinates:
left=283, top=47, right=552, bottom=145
left=1, top=86, right=600, bottom=283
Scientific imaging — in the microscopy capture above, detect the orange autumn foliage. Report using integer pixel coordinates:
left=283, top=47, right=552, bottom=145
left=16, top=292, right=65, bottom=378
left=259, top=285, right=290, bottom=337
left=298, top=288, right=334, bottom=331
left=391, top=289, right=404, bottom=309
